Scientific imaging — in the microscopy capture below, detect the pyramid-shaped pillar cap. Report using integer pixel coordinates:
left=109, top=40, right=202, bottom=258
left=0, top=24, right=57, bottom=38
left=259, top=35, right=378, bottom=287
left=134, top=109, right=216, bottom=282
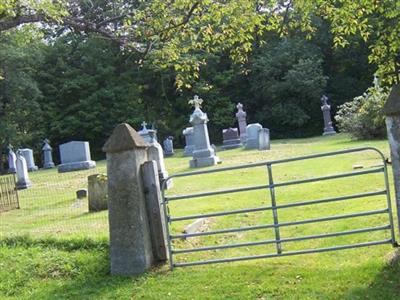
left=103, top=123, right=148, bottom=153
left=383, top=84, right=400, bottom=116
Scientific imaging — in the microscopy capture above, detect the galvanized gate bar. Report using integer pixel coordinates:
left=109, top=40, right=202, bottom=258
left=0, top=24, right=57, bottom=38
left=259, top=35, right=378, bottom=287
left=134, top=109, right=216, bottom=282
left=166, top=167, right=383, bottom=201
left=169, top=190, right=387, bottom=222
left=172, top=225, right=391, bottom=254
left=170, top=209, right=388, bottom=239
left=161, top=147, right=397, bottom=269
left=173, top=239, right=393, bottom=267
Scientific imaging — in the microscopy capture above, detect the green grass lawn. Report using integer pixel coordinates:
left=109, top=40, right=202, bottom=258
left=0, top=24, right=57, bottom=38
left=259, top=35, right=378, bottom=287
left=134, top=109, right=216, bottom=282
left=2, top=134, right=400, bottom=299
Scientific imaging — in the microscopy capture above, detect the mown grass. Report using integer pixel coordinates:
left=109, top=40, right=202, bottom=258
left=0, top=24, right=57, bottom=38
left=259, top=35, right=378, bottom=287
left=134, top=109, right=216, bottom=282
left=1, top=134, right=400, bottom=299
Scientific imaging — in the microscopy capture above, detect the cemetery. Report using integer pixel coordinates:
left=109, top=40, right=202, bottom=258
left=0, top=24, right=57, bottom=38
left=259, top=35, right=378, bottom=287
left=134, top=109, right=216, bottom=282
left=1, top=0, right=400, bottom=299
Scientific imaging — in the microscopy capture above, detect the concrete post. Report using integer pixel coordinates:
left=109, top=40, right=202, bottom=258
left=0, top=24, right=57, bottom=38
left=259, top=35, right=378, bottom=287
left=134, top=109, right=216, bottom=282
left=384, top=84, right=400, bottom=233
left=102, top=123, right=154, bottom=275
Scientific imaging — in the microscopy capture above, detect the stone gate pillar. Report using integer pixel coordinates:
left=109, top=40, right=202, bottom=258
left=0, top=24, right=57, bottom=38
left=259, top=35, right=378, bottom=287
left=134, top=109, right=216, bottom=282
left=384, top=84, right=400, bottom=233
left=103, top=123, right=153, bottom=275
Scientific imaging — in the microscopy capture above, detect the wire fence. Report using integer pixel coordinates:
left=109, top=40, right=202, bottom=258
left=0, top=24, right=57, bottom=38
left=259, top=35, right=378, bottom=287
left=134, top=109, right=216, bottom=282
left=0, top=161, right=108, bottom=241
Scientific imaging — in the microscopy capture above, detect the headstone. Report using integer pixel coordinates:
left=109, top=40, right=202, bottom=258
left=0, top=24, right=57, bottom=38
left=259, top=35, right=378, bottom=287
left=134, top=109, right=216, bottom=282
left=42, top=139, right=55, bottom=169
left=236, top=103, right=247, bottom=143
left=138, top=121, right=157, bottom=144
left=183, top=127, right=195, bottom=156
left=15, top=150, right=31, bottom=189
left=88, top=174, right=108, bottom=212
left=58, top=141, right=96, bottom=172
left=7, top=145, right=16, bottom=173
left=222, top=127, right=242, bottom=150
left=147, top=131, right=172, bottom=189
left=245, top=123, right=262, bottom=149
left=19, top=148, right=38, bottom=171
left=163, top=136, right=174, bottom=157
left=102, top=123, right=154, bottom=275
left=188, top=95, right=220, bottom=168
left=76, top=189, right=88, bottom=199
left=258, top=128, right=270, bottom=150
left=321, top=95, right=337, bottom=136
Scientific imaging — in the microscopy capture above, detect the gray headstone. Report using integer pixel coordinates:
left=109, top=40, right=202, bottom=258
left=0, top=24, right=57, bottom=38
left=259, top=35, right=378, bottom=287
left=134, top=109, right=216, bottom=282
left=258, top=128, right=270, bottom=150
left=183, top=127, right=195, bottom=156
left=188, top=95, right=220, bottom=168
left=138, top=121, right=157, bottom=144
left=42, top=139, right=55, bottom=169
left=163, top=136, right=174, bottom=157
left=15, top=151, right=31, bottom=189
left=245, top=123, right=262, bottom=149
left=88, top=174, right=108, bottom=212
left=58, top=141, right=96, bottom=172
left=7, top=145, right=16, bottom=173
left=321, top=95, right=336, bottom=136
left=18, top=148, right=38, bottom=171
left=222, top=127, right=242, bottom=150
left=236, top=103, right=247, bottom=143
left=147, top=131, right=172, bottom=189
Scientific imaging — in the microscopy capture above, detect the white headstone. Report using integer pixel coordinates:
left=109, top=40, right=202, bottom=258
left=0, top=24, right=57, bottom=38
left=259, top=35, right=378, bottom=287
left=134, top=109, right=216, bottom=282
left=19, top=148, right=38, bottom=171
left=58, top=141, right=96, bottom=172
left=7, top=146, right=16, bottom=173
left=258, top=128, right=270, bottom=150
left=245, top=123, right=262, bottom=149
left=16, top=151, right=31, bottom=189
left=163, top=137, right=174, bottom=156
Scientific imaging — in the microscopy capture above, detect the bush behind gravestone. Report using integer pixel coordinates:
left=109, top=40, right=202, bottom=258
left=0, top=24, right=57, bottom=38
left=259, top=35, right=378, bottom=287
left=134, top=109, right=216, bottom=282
left=335, top=77, right=388, bottom=139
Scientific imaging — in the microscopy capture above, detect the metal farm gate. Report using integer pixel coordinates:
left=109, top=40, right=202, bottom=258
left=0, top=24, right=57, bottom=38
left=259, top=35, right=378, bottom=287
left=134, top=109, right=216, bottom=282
left=161, top=147, right=398, bottom=269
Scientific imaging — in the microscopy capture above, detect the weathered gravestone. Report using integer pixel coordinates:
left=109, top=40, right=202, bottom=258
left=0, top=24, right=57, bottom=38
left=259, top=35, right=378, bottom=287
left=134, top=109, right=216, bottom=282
left=76, top=189, right=88, bottom=199
left=138, top=121, right=157, bottom=144
left=15, top=151, right=31, bottom=189
left=236, top=103, right=247, bottom=143
left=147, top=131, right=172, bottom=188
left=183, top=127, right=195, bottom=156
left=7, top=145, right=16, bottom=174
left=383, top=84, right=400, bottom=231
left=58, top=141, right=96, bottom=172
left=88, top=174, right=108, bottom=212
left=42, top=139, right=55, bottom=169
left=19, top=148, right=38, bottom=171
left=102, top=123, right=154, bottom=275
left=321, top=95, right=337, bottom=136
left=222, top=128, right=242, bottom=150
left=245, top=123, right=262, bottom=149
left=188, top=95, right=220, bottom=168
left=258, top=128, right=271, bottom=150
left=163, top=136, right=174, bottom=157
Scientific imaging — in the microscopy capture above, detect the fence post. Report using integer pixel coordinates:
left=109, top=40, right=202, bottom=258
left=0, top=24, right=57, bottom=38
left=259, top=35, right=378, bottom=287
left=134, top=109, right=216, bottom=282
left=384, top=84, right=400, bottom=234
left=141, top=160, right=168, bottom=262
left=103, top=123, right=153, bottom=275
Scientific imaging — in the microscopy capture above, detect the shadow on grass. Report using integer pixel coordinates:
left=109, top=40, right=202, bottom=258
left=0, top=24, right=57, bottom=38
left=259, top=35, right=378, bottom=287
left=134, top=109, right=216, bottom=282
left=345, top=249, right=400, bottom=299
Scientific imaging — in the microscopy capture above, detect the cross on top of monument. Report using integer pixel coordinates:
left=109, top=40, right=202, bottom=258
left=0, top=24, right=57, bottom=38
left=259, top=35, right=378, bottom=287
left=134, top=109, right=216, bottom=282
left=237, top=103, right=243, bottom=111
left=188, top=95, right=203, bottom=110
left=141, top=121, right=148, bottom=130
left=43, top=138, right=50, bottom=144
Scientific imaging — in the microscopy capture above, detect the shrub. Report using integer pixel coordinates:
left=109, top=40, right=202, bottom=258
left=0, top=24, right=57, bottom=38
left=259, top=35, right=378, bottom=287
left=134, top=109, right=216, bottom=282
left=335, top=77, right=389, bottom=139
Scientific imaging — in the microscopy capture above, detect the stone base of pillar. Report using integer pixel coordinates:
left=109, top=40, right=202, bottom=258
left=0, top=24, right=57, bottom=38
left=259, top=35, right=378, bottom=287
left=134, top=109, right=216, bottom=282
left=222, top=139, right=242, bottom=150
left=58, top=160, right=96, bottom=173
left=189, top=156, right=220, bottom=168
left=323, top=130, right=337, bottom=136
left=16, top=178, right=32, bottom=190
left=28, top=165, right=39, bottom=172
left=43, top=162, right=55, bottom=169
